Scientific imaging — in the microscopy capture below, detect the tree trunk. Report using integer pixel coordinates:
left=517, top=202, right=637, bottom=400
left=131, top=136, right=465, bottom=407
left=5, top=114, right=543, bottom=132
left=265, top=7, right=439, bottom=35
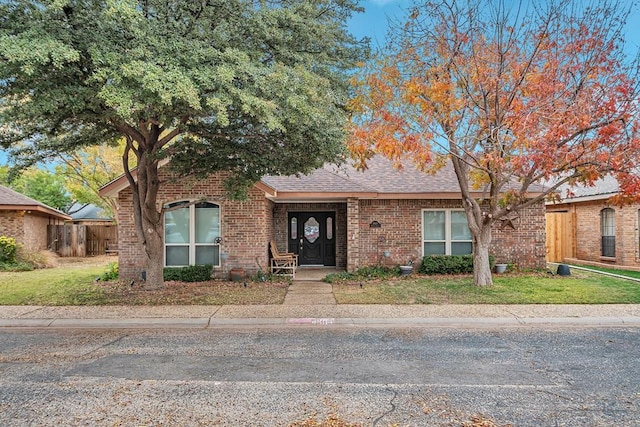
left=472, top=223, right=493, bottom=286
left=141, top=213, right=165, bottom=290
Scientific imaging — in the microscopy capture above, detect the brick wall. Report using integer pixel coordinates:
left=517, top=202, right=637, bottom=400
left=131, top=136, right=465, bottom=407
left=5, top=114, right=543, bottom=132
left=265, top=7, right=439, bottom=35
left=351, top=198, right=547, bottom=271
left=566, top=200, right=640, bottom=267
left=22, top=214, right=49, bottom=251
left=0, top=211, right=25, bottom=246
left=117, top=170, right=270, bottom=280
left=0, top=211, right=51, bottom=252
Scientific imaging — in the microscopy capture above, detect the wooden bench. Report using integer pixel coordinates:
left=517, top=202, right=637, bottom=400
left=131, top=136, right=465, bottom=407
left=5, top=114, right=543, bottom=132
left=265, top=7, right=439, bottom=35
left=269, top=240, right=298, bottom=279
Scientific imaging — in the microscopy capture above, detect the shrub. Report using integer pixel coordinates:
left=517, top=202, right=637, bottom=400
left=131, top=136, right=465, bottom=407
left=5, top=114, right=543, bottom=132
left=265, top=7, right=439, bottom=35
left=100, top=262, right=119, bottom=281
left=17, top=249, right=58, bottom=269
left=163, top=264, right=213, bottom=282
left=419, top=254, right=495, bottom=275
left=0, top=236, right=18, bottom=263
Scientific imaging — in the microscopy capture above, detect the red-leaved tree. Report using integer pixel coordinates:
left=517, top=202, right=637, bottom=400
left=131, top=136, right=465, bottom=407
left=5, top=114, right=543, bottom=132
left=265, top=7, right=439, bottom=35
left=348, top=0, right=640, bottom=285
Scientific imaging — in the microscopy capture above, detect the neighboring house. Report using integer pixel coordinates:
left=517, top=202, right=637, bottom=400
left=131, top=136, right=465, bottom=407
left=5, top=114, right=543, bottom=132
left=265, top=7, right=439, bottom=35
left=0, top=184, right=71, bottom=252
left=100, top=156, right=547, bottom=280
left=66, top=202, right=118, bottom=256
left=546, top=176, right=640, bottom=269
left=68, top=202, right=114, bottom=226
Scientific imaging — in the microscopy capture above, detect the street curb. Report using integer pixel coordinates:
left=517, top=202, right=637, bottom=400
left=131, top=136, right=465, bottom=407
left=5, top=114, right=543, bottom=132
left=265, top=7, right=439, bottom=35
left=1, top=316, right=640, bottom=329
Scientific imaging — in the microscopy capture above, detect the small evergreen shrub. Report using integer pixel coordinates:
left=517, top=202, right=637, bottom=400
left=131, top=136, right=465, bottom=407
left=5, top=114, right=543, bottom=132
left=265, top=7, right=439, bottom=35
left=163, top=264, right=213, bottom=282
left=100, top=262, right=119, bottom=281
left=0, top=236, right=18, bottom=263
left=419, top=254, right=495, bottom=275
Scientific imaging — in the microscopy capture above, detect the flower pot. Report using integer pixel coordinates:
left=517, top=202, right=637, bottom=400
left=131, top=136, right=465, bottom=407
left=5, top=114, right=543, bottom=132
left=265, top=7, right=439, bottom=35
left=494, top=263, right=508, bottom=274
left=229, top=268, right=246, bottom=282
left=399, top=265, right=413, bottom=275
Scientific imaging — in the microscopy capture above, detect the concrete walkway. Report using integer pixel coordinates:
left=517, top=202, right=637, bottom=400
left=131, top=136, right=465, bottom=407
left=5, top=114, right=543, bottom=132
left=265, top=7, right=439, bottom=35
left=283, top=281, right=336, bottom=305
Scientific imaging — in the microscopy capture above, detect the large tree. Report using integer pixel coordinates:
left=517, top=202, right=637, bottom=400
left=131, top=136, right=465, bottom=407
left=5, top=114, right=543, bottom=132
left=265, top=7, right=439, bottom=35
left=349, top=0, right=640, bottom=286
left=0, top=0, right=366, bottom=288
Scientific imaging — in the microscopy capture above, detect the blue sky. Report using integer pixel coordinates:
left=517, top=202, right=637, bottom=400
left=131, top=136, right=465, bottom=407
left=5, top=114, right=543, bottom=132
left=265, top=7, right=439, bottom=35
left=348, top=0, right=640, bottom=55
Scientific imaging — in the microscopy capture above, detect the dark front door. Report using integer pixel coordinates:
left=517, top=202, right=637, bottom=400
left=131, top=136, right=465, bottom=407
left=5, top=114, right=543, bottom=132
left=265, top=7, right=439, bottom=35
left=288, top=212, right=336, bottom=266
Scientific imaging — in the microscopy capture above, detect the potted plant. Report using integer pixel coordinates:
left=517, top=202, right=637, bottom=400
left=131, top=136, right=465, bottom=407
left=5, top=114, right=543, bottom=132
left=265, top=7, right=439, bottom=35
left=494, top=263, right=508, bottom=274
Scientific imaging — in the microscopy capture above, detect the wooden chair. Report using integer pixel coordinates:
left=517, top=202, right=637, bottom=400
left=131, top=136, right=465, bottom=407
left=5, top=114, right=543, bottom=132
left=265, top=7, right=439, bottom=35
left=269, top=240, right=298, bottom=279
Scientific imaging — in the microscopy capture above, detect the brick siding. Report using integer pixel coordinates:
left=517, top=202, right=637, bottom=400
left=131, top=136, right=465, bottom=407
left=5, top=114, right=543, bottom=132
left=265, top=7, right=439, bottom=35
left=0, top=211, right=51, bottom=251
left=553, top=200, right=640, bottom=267
left=117, top=170, right=547, bottom=279
left=350, top=198, right=546, bottom=271
left=117, top=170, right=270, bottom=280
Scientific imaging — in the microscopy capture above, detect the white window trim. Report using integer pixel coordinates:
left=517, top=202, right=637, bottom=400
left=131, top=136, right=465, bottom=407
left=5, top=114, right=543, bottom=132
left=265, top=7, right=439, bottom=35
left=422, top=209, right=473, bottom=256
left=164, top=200, right=222, bottom=267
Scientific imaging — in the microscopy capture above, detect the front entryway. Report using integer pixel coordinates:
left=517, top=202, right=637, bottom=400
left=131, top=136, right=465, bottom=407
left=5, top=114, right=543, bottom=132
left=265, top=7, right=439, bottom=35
left=288, top=212, right=336, bottom=266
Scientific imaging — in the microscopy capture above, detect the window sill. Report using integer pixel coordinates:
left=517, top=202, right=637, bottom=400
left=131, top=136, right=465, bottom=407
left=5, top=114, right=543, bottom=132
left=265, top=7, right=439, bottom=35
left=599, top=256, right=616, bottom=263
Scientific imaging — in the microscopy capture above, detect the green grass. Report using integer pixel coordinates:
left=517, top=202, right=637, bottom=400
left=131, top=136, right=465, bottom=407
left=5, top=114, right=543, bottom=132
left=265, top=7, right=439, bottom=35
left=2, top=262, right=640, bottom=305
left=333, top=270, right=640, bottom=304
left=571, top=265, right=640, bottom=280
left=0, top=265, right=108, bottom=305
left=0, top=263, right=288, bottom=305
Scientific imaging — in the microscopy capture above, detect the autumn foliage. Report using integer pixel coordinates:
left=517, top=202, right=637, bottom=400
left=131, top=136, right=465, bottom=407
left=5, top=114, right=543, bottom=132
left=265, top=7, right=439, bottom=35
left=349, top=0, right=640, bottom=285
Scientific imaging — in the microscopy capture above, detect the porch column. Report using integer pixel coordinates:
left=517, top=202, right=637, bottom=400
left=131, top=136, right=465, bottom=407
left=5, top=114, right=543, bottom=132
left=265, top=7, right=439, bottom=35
left=346, top=197, right=360, bottom=272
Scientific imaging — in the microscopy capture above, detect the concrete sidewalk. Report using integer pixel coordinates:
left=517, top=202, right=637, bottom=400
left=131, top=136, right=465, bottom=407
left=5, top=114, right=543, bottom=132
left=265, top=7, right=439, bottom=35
left=1, top=303, right=640, bottom=329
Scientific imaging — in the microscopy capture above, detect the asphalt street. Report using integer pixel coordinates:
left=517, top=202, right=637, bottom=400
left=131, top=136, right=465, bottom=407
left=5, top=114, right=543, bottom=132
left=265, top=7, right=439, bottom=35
left=1, top=325, right=639, bottom=426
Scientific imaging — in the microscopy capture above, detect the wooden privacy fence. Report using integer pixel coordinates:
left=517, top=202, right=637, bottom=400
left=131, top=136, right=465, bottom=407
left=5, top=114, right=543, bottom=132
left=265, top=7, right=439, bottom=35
left=47, top=224, right=118, bottom=257
left=545, top=212, right=574, bottom=262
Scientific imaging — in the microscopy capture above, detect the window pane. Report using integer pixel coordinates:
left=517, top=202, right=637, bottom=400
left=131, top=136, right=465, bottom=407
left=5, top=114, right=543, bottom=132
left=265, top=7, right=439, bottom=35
left=326, top=217, right=333, bottom=240
left=195, top=245, right=219, bottom=266
left=166, top=246, right=189, bottom=266
left=601, top=209, right=615, bottom=237
left=165, top=206, right=190, bottom=243
left=424, top=242, right=445, bottom=255
left=423, top=211, right=445, bottom=240
left=291, top=217, right=297, bottom=240
left=451, top=211, right=471, bottom=240
left=195, top=204, right=219, bottom=243
left=452, top=242, right=473, bottom=255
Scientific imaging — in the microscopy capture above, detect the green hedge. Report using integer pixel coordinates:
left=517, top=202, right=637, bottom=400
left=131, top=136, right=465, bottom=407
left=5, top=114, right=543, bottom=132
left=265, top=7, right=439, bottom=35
left=0, top=236, right=18, bottom=263
left=163, top=265, right=213, bottom=282
left=419, top=255, right=495, bottom=275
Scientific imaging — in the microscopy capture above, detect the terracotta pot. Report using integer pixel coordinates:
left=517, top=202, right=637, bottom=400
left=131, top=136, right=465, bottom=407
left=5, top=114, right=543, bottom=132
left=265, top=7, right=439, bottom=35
left=229, top=268, right=246, bottom=282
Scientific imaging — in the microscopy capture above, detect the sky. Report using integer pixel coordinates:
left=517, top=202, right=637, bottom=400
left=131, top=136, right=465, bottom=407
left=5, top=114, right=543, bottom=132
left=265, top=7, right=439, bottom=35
left=348, top=0, right=640, bottom=56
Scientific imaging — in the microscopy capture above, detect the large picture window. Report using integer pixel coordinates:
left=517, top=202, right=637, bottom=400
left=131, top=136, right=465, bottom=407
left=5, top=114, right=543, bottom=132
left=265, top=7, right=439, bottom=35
left=601, top=208, right=615, bottom=257
left=422, top=209, right=472, bottom=256
left=164, top=201, right=221, bottom=267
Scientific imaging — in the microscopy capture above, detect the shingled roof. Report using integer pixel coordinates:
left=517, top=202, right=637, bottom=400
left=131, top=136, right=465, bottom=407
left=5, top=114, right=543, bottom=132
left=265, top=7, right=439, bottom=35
left=261, top=156, right=545, bottom=201
left=0, top=185, right=71, bottom=220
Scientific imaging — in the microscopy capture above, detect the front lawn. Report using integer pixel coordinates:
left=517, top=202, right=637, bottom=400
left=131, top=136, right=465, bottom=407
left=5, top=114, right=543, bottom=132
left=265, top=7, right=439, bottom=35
left=332, top=270, right=640, bottom=304
left=1, top=262, right=640, bottom=305
left=0, top=263, right=288, bottom=305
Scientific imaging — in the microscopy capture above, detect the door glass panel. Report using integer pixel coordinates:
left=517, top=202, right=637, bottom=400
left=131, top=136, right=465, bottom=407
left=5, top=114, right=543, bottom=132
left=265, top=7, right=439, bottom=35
left=326, top=217, right=333, bottom=240
left=304, top=217, right=320, bottom=243
left=291, top=217, right=297, bottom=240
